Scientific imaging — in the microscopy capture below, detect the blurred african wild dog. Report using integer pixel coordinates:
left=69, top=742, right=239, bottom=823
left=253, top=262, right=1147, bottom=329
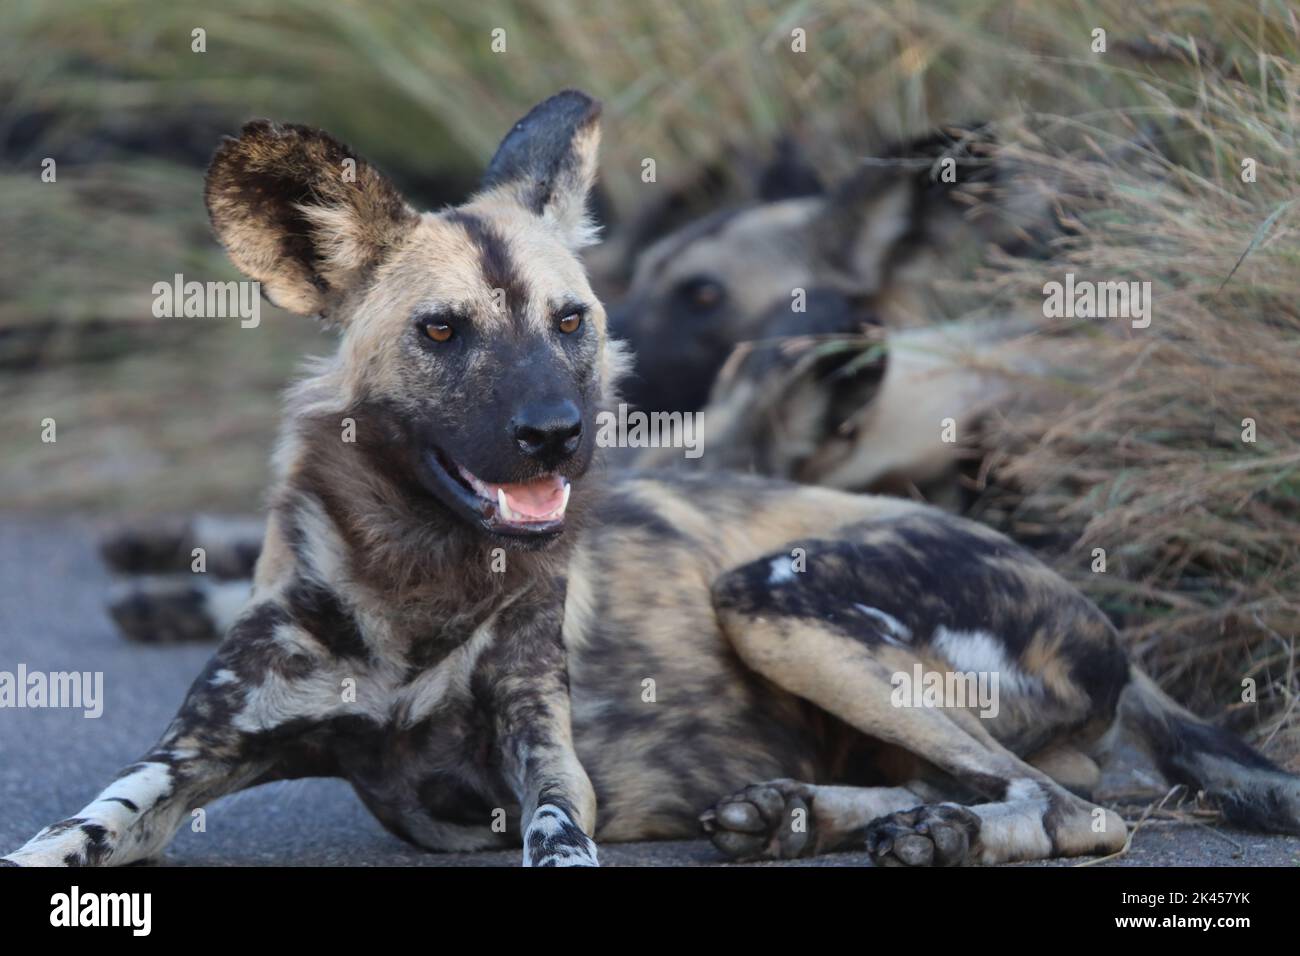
left=12, top=92, right=1300, bottom=869
left=612, top=124, right=1073, bottom=508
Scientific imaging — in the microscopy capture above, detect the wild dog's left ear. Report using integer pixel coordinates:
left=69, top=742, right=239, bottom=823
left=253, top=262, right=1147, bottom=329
left=756, top=136, right=824, bottom=202
left=480, top=90, right=602, bottom=250
left=205, top=120, right=417, bottom=315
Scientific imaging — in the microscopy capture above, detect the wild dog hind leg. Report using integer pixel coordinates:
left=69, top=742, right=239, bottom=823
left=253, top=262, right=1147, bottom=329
left=701, top=779, right=931, bottom=860
left=709, top=535, right=1130, bottom=865
left=711, top=609, right=1125, bottom=864
left=102, top=515, right=261, bottom=644
left=109, top=575, right=252, bottom=644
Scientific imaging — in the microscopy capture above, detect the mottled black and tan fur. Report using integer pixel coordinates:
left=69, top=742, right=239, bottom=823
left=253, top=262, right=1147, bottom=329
left=8, top=92, right=1300, bottom=869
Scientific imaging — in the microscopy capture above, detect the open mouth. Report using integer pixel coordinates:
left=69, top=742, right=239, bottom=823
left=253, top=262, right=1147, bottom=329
left=422, top=447, right=571, bottom=538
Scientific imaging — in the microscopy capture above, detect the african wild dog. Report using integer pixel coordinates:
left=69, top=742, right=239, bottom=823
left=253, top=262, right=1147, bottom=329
left=607, top=124, right=1055, bottom=500
left=9, top=91, right=1300, bottom=868
left=632, top=294, right=1047, bottom=499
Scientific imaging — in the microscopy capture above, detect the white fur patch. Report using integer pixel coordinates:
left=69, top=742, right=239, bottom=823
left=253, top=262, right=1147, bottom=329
left=206, top=581, right=257, bottom=637
left=853, top=604, right=912, bottom=645
left=88, top=762, right=174, bottom=818
left=768, top=557, right=796, bottom=585
left=1005, top=778, right=1045, bottom=802
left=398, top=617, right=498, bottom=723
left=964, top=780, right=1053, bottom=864
left=292, top=496, right=349, bottom=584
left=3, top=763, right=178, bottom=866
left=931, top=627, right=1041, bottom=696
left=522, top=804, right=598, bottom=868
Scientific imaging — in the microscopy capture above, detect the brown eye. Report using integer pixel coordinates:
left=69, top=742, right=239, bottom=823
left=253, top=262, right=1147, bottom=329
left=693, top=284, right=721, bottom=308
left=424, top=321, right=453, bottom=343
left=674, top=276, right=726, bottom=314
left=557, top=313, right=582, bottom=334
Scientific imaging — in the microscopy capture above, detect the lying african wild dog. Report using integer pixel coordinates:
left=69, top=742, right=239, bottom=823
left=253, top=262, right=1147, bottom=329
left=612, top=124, right=1055, bottom=498
left=99, top=309, right=1040, bottom=645
left=10, top=90, right=1300, bottom=868
left=633, top=295, right=1047, bottom=500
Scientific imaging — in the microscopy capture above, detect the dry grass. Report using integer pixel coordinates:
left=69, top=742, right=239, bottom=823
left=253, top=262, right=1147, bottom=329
left=962, top=31, right=1300, bottom=749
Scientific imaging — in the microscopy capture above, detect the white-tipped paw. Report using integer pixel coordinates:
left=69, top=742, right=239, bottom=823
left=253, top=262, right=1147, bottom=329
left=4, top=817, right=117, bottom=867
left=523, top=804, right=598, bottom=867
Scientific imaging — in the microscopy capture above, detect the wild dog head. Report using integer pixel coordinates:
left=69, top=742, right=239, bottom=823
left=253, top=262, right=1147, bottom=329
left=205, top=91, right=627, bottom=548
left=611, top=126, right=1037, bottom=414
left=666, top=287, right=1044, bottom=504
left=687, top=289, right=888, bottom=481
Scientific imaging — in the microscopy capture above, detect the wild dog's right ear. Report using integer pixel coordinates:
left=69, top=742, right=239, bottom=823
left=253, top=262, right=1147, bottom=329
left=701, top=291, right=888, bottom=478
left=750, top=290, right=888, bottom=439
left=480, top=90, right=602, bottom=250
left=809, top=125, right=996, bottom=293
left=204, top=120, right=416, bottom=315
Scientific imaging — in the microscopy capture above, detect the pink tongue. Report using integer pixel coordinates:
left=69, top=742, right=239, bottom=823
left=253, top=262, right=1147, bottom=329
left=494, top=475, right=566, bottom=518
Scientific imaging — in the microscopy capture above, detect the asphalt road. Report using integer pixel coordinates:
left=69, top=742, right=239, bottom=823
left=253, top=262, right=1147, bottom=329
left=2, top=516, right=1298, bottom=867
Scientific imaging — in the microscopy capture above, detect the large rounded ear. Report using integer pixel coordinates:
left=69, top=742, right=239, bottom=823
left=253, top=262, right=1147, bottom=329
left=810, top=124, right=996, bottom=293
left=479, top=90, right=602, bottom=250
left=699, top=291, right=888, bottom=477
left=204, top=120, right=417, bottom=316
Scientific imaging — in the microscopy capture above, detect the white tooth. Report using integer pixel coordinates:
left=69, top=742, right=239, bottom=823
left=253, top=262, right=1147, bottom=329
left=497, top=488, right=515, bottom=521
left=559, top=482, right=571, bottom=515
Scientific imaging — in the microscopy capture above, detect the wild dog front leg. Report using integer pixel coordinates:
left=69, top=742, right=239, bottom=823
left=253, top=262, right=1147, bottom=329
left=521, top=783, right=598, bottom=868
left=499, top=669, right=597, bottom=868
left=2, top=747, right=265, bottom=867
left=497, top=682, right=597, bottom=868
left=3, top=600, right=333, bottom=866
left=485, top=589, right=598, bottom=867
left=3, top=671, right=267, bottom=865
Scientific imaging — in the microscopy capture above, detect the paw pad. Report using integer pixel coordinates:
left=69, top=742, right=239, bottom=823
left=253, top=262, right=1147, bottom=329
left=700, top=779, right=814, bottom=860
left=865, top=804, right=980, bottom=867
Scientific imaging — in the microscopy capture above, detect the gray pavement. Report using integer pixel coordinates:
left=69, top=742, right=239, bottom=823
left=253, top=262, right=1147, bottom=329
left=2, top=516, right=1298, bottom=867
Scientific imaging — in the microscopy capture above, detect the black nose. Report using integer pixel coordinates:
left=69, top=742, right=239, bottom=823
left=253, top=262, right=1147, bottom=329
left=512, top=399, right=582, bottom=464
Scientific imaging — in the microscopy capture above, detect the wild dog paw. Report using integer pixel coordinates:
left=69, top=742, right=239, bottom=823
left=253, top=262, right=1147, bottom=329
left=700, top=778, right=815, bottom=860
left=523, top=804, right=598, bottom=867
left=865, top=804, right=980, bottom=867
left=107, top=580, right=221, bottom=644
left=4, top=817, right=117, bottom=867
